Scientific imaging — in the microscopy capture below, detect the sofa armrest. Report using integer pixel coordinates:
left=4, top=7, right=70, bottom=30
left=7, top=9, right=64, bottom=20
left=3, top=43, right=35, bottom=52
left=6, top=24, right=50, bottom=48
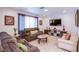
left=27, top=46, right=40, bottom=52
left=58, top=38, right=77, bottom=45
left=23, top=40, right=40, bottom=52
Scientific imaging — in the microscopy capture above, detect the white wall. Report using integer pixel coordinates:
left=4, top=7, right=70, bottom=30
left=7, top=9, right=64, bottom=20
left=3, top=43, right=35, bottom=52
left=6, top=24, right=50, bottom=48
left=0, top=9, right=18, bottom=36
left=46, top=15, right=63, bottom=30
left=38, top=17, right=46, bottom=32
left=39, top=13, right=79, bottom=36
left=0, top=8, right=39, bottom=36
left=38, top=14, right=63, bottom=31
left=61, top=13, right=76, bottom=34
left=0, top=8, right=79, bottom=37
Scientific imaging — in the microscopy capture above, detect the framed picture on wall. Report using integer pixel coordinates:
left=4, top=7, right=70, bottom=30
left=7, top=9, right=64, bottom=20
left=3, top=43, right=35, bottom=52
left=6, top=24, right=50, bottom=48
left=39, top=20, right=42, bottom=25
left=5, top=16, right=14, bottom=25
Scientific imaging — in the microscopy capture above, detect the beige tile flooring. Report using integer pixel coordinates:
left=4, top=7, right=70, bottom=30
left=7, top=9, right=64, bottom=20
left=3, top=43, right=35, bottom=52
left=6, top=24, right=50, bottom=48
left=30, top=35, right=67, bottom=52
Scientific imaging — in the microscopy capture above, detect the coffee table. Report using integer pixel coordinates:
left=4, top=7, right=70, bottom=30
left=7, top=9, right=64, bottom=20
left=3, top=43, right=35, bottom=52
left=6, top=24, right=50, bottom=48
left=37, top=34, right=49, bottom=44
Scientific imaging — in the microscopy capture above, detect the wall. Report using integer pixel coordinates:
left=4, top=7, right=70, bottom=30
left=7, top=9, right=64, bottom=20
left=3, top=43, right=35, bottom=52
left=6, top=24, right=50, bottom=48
left=38, top=17, right=46, bottom=32
left=0, top=9, right=18, bottom=36
left=39, top=12, right=79, bottom=36
left=0, top=8, right=39, bottom=36
left=61, top=13, right=76, bottom=34
left=0, top=8, right=79, bottom=37
left=38, top=15, right=64, bottom=31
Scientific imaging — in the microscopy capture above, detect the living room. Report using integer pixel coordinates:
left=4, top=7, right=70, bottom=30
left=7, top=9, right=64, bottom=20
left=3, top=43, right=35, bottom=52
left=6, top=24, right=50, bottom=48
left=0, top=7, right=79, bottom=52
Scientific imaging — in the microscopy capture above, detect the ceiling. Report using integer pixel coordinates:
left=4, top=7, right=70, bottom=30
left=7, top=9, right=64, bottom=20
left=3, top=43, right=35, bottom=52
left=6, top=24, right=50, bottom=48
left=3, top=7, right=79, bottom=17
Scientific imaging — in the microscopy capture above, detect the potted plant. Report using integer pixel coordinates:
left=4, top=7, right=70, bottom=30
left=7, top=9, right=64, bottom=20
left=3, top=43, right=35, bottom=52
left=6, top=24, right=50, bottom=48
left=13, top=27, right=17, bottom=36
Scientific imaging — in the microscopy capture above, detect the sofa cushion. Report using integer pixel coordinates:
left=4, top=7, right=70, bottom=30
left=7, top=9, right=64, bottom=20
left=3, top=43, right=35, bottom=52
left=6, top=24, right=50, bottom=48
left=30, top=30, right=38, bottom=35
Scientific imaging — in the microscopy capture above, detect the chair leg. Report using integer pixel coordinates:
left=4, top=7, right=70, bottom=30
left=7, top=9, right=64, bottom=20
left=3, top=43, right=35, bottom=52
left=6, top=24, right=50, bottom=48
left=77, top=40, right=79, bottom=52
left=38, top=39, right=40, bottom=44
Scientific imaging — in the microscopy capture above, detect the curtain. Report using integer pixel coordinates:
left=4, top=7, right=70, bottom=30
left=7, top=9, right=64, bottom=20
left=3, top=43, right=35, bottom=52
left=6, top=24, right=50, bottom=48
left=19, top=14, right=25, bottom=31
left=18, top=14, right=25, bottom=38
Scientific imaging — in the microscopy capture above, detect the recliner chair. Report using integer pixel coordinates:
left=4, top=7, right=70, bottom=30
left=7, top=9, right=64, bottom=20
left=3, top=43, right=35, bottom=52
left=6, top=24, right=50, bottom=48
left=0, top=32, right=40, bottom=52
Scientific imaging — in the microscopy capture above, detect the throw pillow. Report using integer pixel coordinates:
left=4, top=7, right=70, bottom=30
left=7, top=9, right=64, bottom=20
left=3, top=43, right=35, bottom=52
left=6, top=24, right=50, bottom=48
left=64, top=33, right=71, bottom=40
left=68, top=34, right=71, bottom=40
left=17, top=43, right=28, bottom=52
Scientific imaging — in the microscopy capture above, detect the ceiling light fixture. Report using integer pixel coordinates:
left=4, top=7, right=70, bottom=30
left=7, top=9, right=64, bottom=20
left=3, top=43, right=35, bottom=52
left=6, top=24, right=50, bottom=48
left=44, top=9, right=48, bottom=11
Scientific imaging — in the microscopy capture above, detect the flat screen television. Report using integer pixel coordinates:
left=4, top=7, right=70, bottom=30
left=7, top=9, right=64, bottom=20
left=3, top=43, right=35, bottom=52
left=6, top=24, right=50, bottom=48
left=50, top=19, right=61, bottom=26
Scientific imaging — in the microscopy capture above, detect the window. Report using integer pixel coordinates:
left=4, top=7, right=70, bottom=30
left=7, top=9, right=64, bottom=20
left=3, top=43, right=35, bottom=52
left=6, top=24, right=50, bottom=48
left=18, top=14, right=38, bottom=33
left=25, top=16, right=38, bottom=28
